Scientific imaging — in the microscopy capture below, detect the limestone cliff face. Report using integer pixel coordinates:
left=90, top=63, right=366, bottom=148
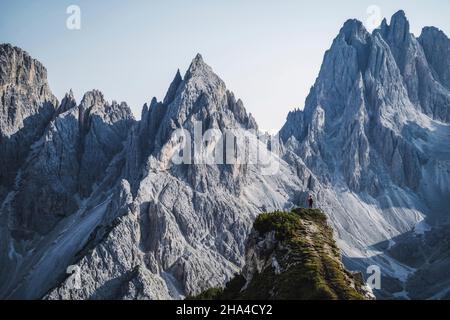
left=281, top=11, right=449, bottom=195
left=6, top=90, right=134, bottom=238
left=0, top=45, right=135, bottom=298
left=0, top=44, right=59, bottom=201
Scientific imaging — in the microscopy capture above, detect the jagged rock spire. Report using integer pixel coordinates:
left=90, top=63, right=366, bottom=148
left=419, top=26, right=450, bottom=89
left=184, top=53, right=217, bottom=82
left=389, top=10, right=410, bottom=40
left=80, top=89, right=105, bottom=109
left=0, top=43, right=58, bottom=198
left=58, top=89, right=77, bottom=114
left=163, top=69, right=183, bottom=105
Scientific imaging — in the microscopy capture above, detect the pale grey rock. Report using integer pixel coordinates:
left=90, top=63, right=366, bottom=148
left=378, top=11, right=450, bottom=122
left=49, top=54, right=301, bottom=299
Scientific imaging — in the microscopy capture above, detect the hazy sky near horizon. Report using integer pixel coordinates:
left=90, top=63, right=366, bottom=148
left=1, top=0, right=449, bottom=131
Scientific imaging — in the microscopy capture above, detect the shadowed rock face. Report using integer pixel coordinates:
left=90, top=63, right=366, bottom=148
left=0, top=44, right=59, bottom=201
left=7, top=89, right=135, bottom=238
left=419, top=26, right=450, bottom=90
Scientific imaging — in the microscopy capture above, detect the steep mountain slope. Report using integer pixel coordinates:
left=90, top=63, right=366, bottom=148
left=44, top=54, right=306, bottom=300
left=191, top=209, right=372, bottom=300
left=7, top=90, right=134, bottom=237
left=0, top=45, right=135, bottom=299
left=0, top=44, right=58, bottom=203
left=0, top=49, right=307, bottom=299
left=280, top=11, right=450, bottom=298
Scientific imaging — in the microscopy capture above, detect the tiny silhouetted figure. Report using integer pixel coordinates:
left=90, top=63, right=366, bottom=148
left=308, top=195, right=314, bottom=208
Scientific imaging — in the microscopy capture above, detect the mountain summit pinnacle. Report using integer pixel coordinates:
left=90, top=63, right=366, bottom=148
left=163, top=69, right=183, bottom=105
left=380, top=9, right=410, bottom=43
left=390, top=9, right=408, bottom=25
left=189, top=53, right=206, bottom=71
left=193, top=53, right=204, bottom=63
left=184, top=53, right=216, bottom=80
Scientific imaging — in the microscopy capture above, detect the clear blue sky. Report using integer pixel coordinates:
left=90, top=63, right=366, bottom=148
left=1, top=0, right=449, bottom=131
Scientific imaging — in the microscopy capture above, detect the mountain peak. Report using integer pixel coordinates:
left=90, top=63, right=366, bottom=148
left=189, top=53, right=206, bottom=71
left=0, top=43, right=24, bottom=57
left=163, top=69, right=183, bottom=105
left=0, top=43, right=49, bottom=88
left=420, top=26, right=449, bottom=41
left=193, top=53, right=203, bottom=62
left=339, top=19, right=370, bottom=45
left=58, top=89, right=77, bottom=113
left=341, top=18, right=364, bottom=32
left=388, top=10, right=410, bottom=41
left=185, top=53, right=214, bottom=80
left=80, top=90, right=105, bottom=109
left=419, top=26, right=450, bottom=89
left=391, top=10, right=407, bottom=22
left=192, top=53, right=205, bottom=64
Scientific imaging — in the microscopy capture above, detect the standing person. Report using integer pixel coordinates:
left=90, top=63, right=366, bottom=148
left=308, top=195, right=314, bottom=209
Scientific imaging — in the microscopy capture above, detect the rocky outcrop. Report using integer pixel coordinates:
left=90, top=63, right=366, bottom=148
left=378, top=11, right=450, bottom=123
left=192, top=209, right=373, bottom=300
left=419, top=27, right=450, bottom=90
left=0, top=44, right=58, bottom=201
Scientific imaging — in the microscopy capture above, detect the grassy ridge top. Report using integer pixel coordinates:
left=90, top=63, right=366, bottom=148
left=189, top=208, right=368, bottom=300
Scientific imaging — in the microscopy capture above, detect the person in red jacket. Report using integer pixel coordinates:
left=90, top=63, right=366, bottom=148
left=308, top=195, right=314, bottom=208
